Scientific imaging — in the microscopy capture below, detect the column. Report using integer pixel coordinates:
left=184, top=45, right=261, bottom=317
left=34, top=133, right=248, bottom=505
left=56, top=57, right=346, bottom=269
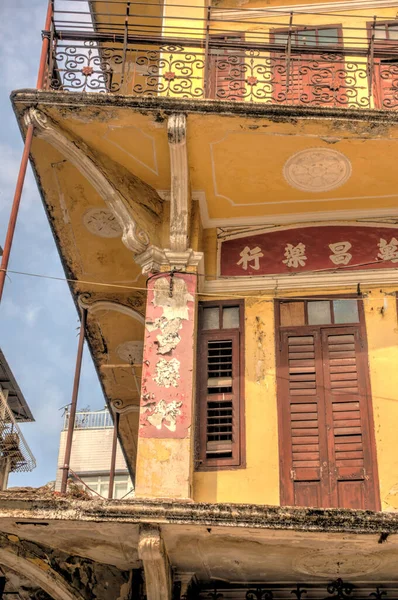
left=135, top=272, right=197, bottom=500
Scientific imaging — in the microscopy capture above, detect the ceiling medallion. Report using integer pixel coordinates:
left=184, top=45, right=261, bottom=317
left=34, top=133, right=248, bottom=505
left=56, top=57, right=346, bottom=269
left=116, top=341, right=144, bottom=365
left=283, top=148, right=352, bottom=193
left=294, top=550, right=381, bottom=578
left=83, top=208, right=122, bottom=238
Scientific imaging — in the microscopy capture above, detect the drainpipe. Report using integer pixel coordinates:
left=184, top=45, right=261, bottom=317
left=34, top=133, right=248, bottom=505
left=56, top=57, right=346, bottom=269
left=60, top=309, right=87, bottom=494
left=0, top=0, right=53, bottom=302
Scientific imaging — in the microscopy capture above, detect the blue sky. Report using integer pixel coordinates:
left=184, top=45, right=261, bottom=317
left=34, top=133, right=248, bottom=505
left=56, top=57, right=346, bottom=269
left=0, top=0, right=104, bottom=487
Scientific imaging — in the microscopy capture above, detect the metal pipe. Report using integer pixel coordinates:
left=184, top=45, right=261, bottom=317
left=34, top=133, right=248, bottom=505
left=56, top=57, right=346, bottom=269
left=0, top=124, right=34, bottom=303
left=0, top=1, right=53, bottom=303
left=108, top=412, right=119, bottom=499
left=37, top=0, right=54, bottom=89
left=60, top=308, right=87, bottom=494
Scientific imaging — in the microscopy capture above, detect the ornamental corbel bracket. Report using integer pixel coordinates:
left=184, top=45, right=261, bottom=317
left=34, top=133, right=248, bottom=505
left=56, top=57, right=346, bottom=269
left=167, top=114, right=190, bottom=253
left=138, top=525, right=172, bottom=600
left=24, top=108, right=150, bottom=255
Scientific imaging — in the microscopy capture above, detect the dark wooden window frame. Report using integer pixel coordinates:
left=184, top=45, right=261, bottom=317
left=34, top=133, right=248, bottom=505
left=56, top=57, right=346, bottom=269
left=270, top=24, right=344, bottom=107
left=271, top=23, right=344, bottom=50
left=196, top=300, right=246, bottom=471
left=366, top=19, right=398, bottom=109
left=274, top=294, right=381, bottom=510
left=207, top=33, right=245, bottom=101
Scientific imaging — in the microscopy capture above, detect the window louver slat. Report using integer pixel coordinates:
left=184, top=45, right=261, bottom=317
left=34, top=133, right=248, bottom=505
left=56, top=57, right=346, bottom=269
left=206, top=339, right=234, bottom=459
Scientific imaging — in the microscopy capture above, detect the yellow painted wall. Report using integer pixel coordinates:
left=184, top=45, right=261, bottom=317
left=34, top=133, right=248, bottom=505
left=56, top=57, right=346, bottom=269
left=193, top=285, right=398, bottom=511
left=363, top=290, right=398, bottom=512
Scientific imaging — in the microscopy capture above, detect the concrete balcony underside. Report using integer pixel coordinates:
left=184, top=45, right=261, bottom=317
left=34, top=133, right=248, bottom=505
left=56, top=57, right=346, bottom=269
left=1, top=493, right=398, bottom=599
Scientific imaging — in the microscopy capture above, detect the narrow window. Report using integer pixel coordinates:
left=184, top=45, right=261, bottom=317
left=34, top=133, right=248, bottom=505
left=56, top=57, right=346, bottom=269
left=197, top=302, right=245, bottom=470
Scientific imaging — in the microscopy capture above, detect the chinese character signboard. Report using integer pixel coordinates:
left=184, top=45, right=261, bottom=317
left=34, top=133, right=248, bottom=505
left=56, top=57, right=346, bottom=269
left=219, top=225, right=398, bottom=277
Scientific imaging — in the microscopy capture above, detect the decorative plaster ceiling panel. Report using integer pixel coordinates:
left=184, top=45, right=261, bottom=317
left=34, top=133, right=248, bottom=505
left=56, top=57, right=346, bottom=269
left=116, top=341, right=144, bottom=364
left=83, top=208, right=122, bottom=238
left=283, top=149, right=352, bottom=193
left=294, top=550, right=382, bottom=578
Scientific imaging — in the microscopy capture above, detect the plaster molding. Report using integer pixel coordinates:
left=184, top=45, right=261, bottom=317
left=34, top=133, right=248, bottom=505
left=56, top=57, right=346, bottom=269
left=0, top=547, right=83, bottom=600
left=135, top=246, right=169, bottom=274
left=212, top=0, right=398, bottom=19
left=111, top=398, right=140, bottom=415
left=135, top=245, right=203, bottom=273
left=78, top=294, right=145, bottom=324
left=204, top=268, right=398, bottom=293
left=138, top=525, right=172, bottom=600
left=167, top=114, right=190, bottom=252
left=195, top=191, right=398, bottom=228
left=24, top=108, right=150, bottom=255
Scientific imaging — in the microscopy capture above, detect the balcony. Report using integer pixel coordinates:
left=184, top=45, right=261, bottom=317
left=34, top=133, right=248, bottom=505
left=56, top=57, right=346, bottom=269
left=42, top=1, right=398, bottom=110
left=62, top=408, right=114, bottom=431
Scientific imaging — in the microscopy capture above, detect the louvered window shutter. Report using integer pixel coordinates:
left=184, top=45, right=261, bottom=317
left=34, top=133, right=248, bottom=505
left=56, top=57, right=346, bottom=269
left=321, top=327, right=378, bottom=510
left=279, top=329, right=328, bottom=508
left=278, top=323, right=379, bottom=510
left=198, top=330, right=241, bottom=468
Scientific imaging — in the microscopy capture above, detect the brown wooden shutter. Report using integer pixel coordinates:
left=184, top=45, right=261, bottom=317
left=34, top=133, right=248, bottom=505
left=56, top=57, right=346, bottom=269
left=278, top=323, right=380, bottom=510
left=279, top=329, right=329, bottom=508
left=321, top=327, right=379, bottom=510
left=208, top=36, right=244, bottom=101
left=198, top=330, right=241, bottom=468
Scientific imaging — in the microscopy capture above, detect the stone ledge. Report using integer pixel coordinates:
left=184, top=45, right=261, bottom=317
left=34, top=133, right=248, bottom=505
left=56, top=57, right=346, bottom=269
left=0, top=492, right=397, bottom=534
left=10, top=89, right=398, bottom=124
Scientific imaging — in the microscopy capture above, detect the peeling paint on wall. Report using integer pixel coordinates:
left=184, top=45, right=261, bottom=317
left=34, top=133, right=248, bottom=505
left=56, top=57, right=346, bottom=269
left=144, top=399, right=183, bottom=432
left=146, top=316, right=182, bottom=355
left=154, top=358, right=180, bottom=388
left=139, top=274, right=196, bottom=439
left=152, top=277, right=194, bottom=320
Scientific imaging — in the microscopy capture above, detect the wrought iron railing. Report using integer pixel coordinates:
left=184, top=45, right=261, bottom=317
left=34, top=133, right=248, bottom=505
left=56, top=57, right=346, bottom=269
left=42, top=1, right=398, bottom=109
left=0, top=390, right=36, bottom=473
left=63, top=408, right=113, bottom=431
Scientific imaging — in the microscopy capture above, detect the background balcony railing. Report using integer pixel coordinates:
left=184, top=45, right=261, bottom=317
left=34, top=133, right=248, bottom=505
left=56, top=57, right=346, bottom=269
left=42, top=1, right=398, bottom=110
left=63, top=408, right=114, bottom=431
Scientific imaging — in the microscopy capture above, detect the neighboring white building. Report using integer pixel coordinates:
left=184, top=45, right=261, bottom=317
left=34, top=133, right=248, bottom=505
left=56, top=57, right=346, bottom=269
left=55, top=408, right=134, bottom=499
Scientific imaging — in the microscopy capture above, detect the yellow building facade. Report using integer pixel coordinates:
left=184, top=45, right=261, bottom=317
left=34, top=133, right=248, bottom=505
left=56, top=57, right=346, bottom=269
left=4, top=0, right=398, bottom=598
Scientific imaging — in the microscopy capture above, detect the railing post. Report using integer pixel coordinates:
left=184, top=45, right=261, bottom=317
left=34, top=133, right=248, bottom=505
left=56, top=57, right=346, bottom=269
left=204, top=0, right=211, bottom=98
left=60, top=309, right=87, bottom=494
left=0, top=0, right=53, bottom=303
left=286, top=12, right=293, bottom=93
left=37, top=0, right=54, bottom=90
left=121, top=1, right=131, bottom=91
left=108, top=412, right=119, bottom=499
left=368, top=16, right=377, bottom=104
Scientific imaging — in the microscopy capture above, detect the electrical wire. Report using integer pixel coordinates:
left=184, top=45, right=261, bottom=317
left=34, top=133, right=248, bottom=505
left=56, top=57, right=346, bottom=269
left=1, top=267, right=397, bottom=301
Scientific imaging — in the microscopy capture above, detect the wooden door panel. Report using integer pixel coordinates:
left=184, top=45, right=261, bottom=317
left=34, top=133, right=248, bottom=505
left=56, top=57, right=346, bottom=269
left=321, top=327, right=378, bottom=510
left=278, top=330, right=329, bottom=507
left=278, top=314, right=380, bottom=511
left=337, top=480, right=365, bottom=510
left=295, top=481, right=322, bottom=508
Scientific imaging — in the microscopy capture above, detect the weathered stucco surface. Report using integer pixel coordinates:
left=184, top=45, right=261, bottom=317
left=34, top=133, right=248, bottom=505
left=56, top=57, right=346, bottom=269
left=0, top=493, right=398, bottom=597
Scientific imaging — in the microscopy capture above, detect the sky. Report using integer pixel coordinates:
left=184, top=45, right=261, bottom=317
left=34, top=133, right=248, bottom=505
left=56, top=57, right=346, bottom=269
left=0, top=0, right=105, bottom=487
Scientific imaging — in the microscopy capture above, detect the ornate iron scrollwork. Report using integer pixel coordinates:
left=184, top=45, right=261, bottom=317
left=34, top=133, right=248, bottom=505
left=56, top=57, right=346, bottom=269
left=370, top=588, right=387, bottom=600
left=325, top=579, right=354, bottom=600
left=246, top=589, right=274, bottom=600
left=291, top=585, right=307, bottom=600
